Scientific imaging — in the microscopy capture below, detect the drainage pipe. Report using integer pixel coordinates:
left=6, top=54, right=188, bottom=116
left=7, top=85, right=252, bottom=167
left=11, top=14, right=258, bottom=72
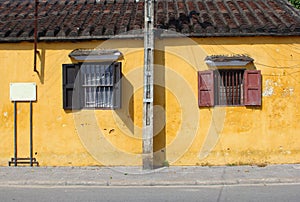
left=33, top=0, right=38, bottom=73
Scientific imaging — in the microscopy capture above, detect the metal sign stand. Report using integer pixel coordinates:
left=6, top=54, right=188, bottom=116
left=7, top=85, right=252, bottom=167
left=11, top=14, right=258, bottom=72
left=8, top=83, right=39, bottom=166
left=8, top=101, right=39, bottom=166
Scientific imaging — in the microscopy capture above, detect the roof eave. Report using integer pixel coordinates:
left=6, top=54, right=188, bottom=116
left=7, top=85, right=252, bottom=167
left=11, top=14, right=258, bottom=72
left=0, top=33, right=300, bottom=43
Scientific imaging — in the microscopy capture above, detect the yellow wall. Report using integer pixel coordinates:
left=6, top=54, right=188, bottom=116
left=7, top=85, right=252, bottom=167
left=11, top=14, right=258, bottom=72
left=0, top=36, right=299, bottom=166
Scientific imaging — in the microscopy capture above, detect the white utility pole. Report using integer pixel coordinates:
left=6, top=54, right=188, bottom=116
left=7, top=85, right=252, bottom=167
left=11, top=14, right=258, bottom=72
left=143, top=0, right=155, bottom=170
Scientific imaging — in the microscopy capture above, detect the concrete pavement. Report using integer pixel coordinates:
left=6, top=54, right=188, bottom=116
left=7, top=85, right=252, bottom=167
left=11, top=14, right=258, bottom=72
left=0, top=164, right=299, bottom=187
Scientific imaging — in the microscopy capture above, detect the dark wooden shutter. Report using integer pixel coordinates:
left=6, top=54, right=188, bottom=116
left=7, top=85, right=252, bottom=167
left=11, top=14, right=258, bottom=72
left=243, top=70, right=261, bottom=106
left=198, top=70, right=215, bottom=107
left=113, top=62, right=122, bottom=109
left=62, top=64, right=81, bottom=110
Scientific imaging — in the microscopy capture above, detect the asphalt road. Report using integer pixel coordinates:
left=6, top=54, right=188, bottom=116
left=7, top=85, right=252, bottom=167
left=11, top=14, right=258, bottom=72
left=0, top=184, right=299, bottom=202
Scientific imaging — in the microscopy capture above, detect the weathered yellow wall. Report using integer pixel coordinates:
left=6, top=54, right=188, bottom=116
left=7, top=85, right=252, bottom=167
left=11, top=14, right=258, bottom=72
left=0, top=36, right=299, bottom=166
left=170, top=36, right=300, bottom=166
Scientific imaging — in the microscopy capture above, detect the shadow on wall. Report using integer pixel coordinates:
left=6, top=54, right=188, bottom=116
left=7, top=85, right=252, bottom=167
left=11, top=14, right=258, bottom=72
left=113, top=50, right=167, bottom=168
left=153, top=49, right=166, bottom=168
left=36, top=48, right=46, bottom=84
left=114, top=76, right=134, bottom=134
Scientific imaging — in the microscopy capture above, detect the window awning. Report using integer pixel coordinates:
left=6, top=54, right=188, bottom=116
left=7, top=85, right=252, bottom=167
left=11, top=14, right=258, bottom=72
left=205, top=55, right=254, bottom=67
left=69, top=49, right=123, bottom=62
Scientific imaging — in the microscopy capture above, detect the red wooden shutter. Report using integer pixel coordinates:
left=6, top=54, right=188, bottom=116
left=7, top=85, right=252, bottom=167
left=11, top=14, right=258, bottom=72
left=243, top=70, right=261, bottom=106
left=198, top=70, right=215, bottom=107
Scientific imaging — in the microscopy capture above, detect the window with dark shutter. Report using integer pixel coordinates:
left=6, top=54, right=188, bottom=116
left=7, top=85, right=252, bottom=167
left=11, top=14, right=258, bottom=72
left=62, top=62, right=122, bottom=110
left=198, top=69, right=262, bottom=107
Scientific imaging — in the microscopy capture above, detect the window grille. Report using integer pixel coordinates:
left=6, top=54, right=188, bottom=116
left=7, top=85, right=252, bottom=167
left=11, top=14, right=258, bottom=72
left=215, top=70, right=244, bottom=106
left=81, top=64, right=115, bottom=108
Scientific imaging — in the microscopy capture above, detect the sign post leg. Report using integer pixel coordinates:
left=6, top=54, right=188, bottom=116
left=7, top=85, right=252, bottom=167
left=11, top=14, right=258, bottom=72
left=13, top=101, right=17, bottom=166
left=30, top=101, right=33, bottom=166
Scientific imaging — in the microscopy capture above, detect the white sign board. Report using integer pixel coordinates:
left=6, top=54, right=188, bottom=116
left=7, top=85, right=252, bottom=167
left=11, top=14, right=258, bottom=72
left=10, top=83, right=36, bottom=101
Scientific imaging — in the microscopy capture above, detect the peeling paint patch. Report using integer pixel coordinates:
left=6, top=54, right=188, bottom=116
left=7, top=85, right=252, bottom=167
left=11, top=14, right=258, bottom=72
left=263, top=79, right=274, bottom=97
left=3, top=112, right=8, bottom=117
left=282, top=87, right=294, bottom=97
left=263, top=87, right=274, bottom=97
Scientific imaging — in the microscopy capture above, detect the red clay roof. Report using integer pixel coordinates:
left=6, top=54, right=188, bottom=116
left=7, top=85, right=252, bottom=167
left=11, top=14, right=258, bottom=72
left=0, top=0, right=299, bottom=42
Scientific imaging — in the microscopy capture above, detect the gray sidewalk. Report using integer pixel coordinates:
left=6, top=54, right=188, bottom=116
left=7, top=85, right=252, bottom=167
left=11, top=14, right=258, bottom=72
left=0, top=164, right=299, bottom=187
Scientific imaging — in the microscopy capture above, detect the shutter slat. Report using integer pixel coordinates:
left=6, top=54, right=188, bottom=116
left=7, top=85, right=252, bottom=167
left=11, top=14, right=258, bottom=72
left=198, top=70, right=214, bottom=107
left=244, top=70, right=262, bottom=106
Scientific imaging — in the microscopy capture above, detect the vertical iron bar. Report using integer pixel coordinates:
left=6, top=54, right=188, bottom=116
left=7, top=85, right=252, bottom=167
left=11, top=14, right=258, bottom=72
left=219, top=72, right=221, bottom=105
left=104, top=67, right=107, bottom=107
left=109, top=65, right=112, bottom=107
left=224, top=72, right=226, bottom=105
left=84, top=68, right=87, bottom=108
left=231, top=71, right=236, bottom=105
left=231, top=72, right=233, bottom=105
left=238, top=71, right=240, bottom=104
left=223, top=72, right=225, bottom=105
left=30, top=101, right=33, bottom=166
left=96, top=65, right=98, bottom=107
left=219, top=72, right=222, bottom=105
left=229, top=72, right=232, bottom=105
left=101, top=66, right=104, bottom=108
left=221, top=72, right=224, bottom=105
left=14, top=101, right=17, bottom=166
left=215, top=71, right=221, bottom=105
left=240, top=71, right=243, bottom=104
left=237, top=72, right=242, bottom=105
left=225, top=72, right=228, bottom=105
left=227, top=72, right=229, bottom=105
left=93, top=65, right=96, bottom=107
left=237, top=71, right=240, bottom=105
left=235, top=71, right=238, bottom=105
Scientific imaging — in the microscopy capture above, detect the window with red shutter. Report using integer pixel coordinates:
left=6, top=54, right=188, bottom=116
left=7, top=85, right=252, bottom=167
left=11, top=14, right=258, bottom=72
left=198, top=69, right=262, bottom=107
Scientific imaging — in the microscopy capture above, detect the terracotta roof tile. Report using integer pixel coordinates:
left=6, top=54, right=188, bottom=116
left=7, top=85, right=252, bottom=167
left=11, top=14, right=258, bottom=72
left=0, top=0, right=299, bottom=42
